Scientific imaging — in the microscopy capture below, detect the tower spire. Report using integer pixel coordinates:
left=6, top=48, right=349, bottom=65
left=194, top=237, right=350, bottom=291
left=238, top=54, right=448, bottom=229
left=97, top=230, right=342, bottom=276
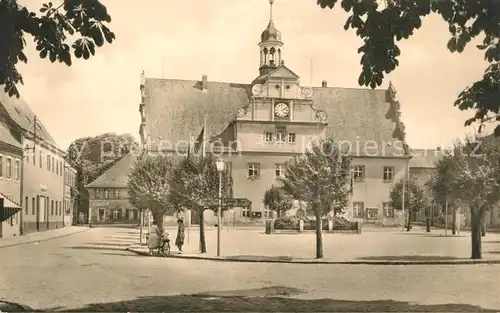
left=258, top=0, right=283, bottom=76
left=269, top=0, right=274, bottom=21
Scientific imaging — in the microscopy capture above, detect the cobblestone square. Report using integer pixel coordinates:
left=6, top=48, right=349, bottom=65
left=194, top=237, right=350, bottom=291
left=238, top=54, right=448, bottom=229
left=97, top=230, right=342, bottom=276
left=1, top=227, right=499, bottom=311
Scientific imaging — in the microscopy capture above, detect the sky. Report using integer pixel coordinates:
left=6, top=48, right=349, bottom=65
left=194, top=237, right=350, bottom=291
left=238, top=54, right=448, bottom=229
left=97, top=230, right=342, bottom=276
left=16, top=0, right=489, bottom=150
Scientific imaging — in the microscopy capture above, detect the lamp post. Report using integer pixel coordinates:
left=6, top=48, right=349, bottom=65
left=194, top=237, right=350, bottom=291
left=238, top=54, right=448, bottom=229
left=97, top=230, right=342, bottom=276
left=215, top=159, right=225, bottom=257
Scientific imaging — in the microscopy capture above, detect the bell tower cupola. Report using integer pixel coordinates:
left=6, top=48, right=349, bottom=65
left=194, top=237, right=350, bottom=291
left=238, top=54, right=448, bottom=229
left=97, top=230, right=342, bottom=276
left=258, top=0, right=284, bottom=76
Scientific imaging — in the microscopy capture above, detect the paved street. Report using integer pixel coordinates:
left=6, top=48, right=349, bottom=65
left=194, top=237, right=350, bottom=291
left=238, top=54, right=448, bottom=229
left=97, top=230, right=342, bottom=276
left=1, top=227, right=499, bottom=311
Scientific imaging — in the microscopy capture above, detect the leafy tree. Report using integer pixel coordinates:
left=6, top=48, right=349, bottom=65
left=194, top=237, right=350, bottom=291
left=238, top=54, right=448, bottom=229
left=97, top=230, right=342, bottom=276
left=446, top=136, right=500, bottom=259
left=66, top=133, right=138, bottom=221
left=282, top=137, right=352, bottom=259
left=427, top=146, right=462, bottom=234
left=0, top=0, right=115, bottom=98
left=390, top=179, right=427, bottom=231
left=316, top=0, right=500, bottom=135
left=128, top=155, right=174, bottom=239
left=168, top=155, right=231, bottom=253
left=263, top=186, right=293, bottom=218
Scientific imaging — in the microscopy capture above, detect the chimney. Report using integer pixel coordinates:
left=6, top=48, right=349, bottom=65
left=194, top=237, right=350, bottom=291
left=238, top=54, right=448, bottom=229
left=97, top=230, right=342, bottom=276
left=436, top=146, right=441, bottom=151
left=321, top=80, right=327, bottom=87
left=202, top=74, right=208, bottom=91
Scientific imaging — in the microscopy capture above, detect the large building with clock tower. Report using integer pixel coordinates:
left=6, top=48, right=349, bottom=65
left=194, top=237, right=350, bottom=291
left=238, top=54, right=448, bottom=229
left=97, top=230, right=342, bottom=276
left=139, top=0, right=410, bottom=225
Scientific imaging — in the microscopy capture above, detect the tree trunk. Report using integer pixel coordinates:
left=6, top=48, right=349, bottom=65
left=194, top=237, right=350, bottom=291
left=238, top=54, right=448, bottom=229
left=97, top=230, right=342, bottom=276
left=452, top=207, right=457, bottom=235
left=153, top=212, right=164, bottom=233
left=139, top=210, right=143, bottom=245
left=425, top=206, right=431, bottom=233
left=199, top=210, right=207, bottom=253
left=481, top=213, right=486, bottom=237
left=314, top=211, right=323, bottom=259
left=470, top=209, right=482, bottom=259
left=406, top=211, right=412, bottom=231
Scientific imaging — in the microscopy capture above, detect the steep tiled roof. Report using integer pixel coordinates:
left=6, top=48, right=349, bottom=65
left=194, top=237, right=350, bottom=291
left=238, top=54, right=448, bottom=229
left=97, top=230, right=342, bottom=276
left=85, top=153, right=137, bottom=188
left=409, top=149, right=443, bottom=168
left=311, top=86, right=404, bottom=156
left=0, top=122, right=22, bottom=149
left=0, top=90, right=58, bottom=148
left=143, top=78, right=251, bottom=150
left=143, top=77, right=406, bottom=157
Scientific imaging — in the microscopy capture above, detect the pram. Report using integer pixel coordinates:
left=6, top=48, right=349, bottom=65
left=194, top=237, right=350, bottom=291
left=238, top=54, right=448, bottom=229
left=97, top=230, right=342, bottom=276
left=146, top=231, right=171, bottom=257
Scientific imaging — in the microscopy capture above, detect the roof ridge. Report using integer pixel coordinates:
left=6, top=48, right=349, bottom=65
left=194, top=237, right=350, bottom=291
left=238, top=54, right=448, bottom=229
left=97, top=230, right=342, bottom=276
left=312, top=86, right=387, bottom=92
left=146, top=77, right=388, bottom=92
left=145, top=77, right=250, bottom=86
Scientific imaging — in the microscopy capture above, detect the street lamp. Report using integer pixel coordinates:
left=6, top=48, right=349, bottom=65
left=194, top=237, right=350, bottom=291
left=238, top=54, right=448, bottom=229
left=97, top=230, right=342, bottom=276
left=215, top=159, right=225, bottom=257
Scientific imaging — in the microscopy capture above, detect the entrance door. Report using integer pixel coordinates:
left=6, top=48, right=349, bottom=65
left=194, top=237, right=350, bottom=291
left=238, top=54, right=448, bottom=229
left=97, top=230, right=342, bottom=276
left=125, top=209, right=130, bottom=220
left=39, top=196, right=46, bottom=223
left=98, top=209, right=105, bottom=222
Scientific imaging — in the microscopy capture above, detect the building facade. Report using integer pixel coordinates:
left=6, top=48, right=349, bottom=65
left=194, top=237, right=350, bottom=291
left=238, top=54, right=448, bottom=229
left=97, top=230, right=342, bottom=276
left=139, top=1, right=410, bottom=225
left=86, top=153, right=140, bottom=223
left=64, top=164, right=77, bottom=226
left=0, top=122, right=23, bottom=237
left=0, top=89, right=69, bottom=235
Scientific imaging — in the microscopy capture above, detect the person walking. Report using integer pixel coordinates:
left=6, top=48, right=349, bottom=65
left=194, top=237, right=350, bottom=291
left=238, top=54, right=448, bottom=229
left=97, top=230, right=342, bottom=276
left=175, top=218, right=185, bottom=253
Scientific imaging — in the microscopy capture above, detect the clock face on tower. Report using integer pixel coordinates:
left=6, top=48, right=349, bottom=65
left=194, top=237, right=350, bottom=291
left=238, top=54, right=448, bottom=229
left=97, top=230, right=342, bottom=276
left=274, top=103, right=290, bottom=118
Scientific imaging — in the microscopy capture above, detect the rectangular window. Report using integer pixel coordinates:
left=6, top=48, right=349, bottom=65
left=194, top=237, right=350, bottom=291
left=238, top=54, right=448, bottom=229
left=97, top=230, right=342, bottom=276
left=114, top=189, right=120, bottom=199
left=25, top=149, right=29, bottom=163
left=276, top=126, right=286, bottom=143
left=383, top=202, right=394, bottom=217
left=242, top=207, right=249, bottom=217
left=60, top=162, right=63, bottom=176
left=0, top=155, right=3, bottom=178
left=32, top=148, right=35, bottom=166
left=32, top=197, right=35, bottom=215
left=264, top=132, right=273, bottom=143
left=59, top=201, right=62, bottom=215
left=56, top=160, right=58, bottom=175
left=287, top=132, right=296, bottom=143
left=105, top=190, right=109, bottom=199
left=25, top=196, right=28, bottom=215
left=51, top=157, right=55, bottom=173
left=275, top=163, right=285, bottom=178
left=6, top=158, right=12, bottom=179
left=353, top=165, right=365, bottom=181
left=47, top=155, right=51, bottom=171
left=366, top=208, right=379, bottom=219
left=248, top=163, right=260, bottom=179
left=51, top=200, right=54, bottom=215
left=95, top=189, right=100, bottom=199
left=39, top=151, right=42, bottom=168
left=353, top=202, right=364, bottom=218
left=264, top=209, right=274, bottom=218
left=55, top=201, right=58, bottom=215
left=14, top=159, right=20, bottom=181
left=383, top=166, right=394, bottom=181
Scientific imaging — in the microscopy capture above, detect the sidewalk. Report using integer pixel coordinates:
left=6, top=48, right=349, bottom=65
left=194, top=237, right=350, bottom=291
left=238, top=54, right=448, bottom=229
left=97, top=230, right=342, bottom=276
left=0, top=226, right=90, bottom=248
